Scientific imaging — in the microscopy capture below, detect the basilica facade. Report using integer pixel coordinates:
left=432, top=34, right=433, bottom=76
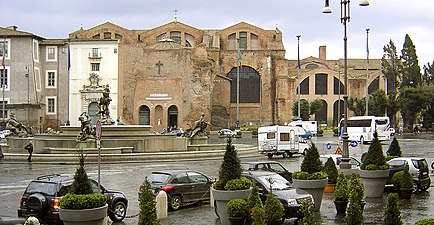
left=67, top=20, right=385, bottom=131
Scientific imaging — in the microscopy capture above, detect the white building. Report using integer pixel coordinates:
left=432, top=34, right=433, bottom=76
left=68, top=40, right=119, bottom=126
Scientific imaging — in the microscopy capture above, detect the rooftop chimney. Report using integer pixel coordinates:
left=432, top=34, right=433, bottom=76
left=6, top=25, right=18, bottom=31
left=319, top=46, right=326, bottom=61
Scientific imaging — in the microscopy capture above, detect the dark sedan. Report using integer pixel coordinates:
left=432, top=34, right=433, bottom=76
left=140, top=170, right=215, bottom=210
left=242, top=171, right=313, bottom=220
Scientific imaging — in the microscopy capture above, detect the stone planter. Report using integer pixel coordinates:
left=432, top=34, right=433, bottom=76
left=59, top=204, right=107, bottom=225
left=359, top=169, right=389, bottom=198
left=212, top=188, right=252, bottom=225
left=334, top=200, right=348, bottom=214
left=292, top=179, right=327, bottom=211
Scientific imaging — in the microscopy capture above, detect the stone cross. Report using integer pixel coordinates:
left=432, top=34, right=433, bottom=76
left=156, top=61, right=163, bottom=74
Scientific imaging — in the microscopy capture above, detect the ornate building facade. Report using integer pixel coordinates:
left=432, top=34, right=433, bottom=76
left=68, top=20, right=385, bottom=131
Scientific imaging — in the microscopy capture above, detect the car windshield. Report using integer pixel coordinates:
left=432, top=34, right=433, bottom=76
left=257, top=174, right=291, bottom=190
left=25, top=182, right=57, bottom=195
left=149, top=173, right=171, bottom=184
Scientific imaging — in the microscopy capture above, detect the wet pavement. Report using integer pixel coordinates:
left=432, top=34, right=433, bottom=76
left=1, top=132, right=433, bottom=225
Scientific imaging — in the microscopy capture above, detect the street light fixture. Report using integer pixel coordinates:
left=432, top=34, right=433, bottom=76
left=296, top=35, right=301, bottom=120
left=323, top=0, right=370, bottom=169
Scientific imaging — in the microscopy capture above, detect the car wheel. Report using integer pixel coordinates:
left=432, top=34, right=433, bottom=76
left=303, top=149, right=307, bottom=156
left=413, top=181, right=420, bottom=193
left=27, top=193, right=48, bottom=217
left=169, top=195, right=182, bottom=211
left=109, top=201, right=127, bottom=222
left=267, top=153, right=273, bottom=159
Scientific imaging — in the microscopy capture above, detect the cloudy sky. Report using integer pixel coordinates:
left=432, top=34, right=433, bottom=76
left=1, top=0, right=434, bottom=68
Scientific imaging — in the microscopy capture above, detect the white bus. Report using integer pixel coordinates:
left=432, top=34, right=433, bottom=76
left=339, top=116, right=393, bottom=143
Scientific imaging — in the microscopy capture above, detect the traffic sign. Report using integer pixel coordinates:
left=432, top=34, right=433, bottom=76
left=335, top=147, right=342, bottom=154
left=350, top=140, right=358, bottom=147
left=95, top=120, right=102, bottom=140
left=326, top=143, right=332, bottom=150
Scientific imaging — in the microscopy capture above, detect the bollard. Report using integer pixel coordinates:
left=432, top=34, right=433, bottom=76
left=24, top=216, right=40, bottom=225
left=155, top=190, right=168, bottom=219
left=210, top=186, right=214, bottom=207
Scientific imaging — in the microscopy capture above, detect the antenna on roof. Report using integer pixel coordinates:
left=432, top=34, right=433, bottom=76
left=174, top=9, right=178, bottom=22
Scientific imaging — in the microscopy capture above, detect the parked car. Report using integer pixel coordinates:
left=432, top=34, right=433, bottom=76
left=241, top=171, right=313, bottom=220
left=386, top=157, right=431, bottom=193
left=17, top=174, right=128, bottom=224
left=300, top=128, right=313, bottom=139
left=319, top=154, right=361, bottom=169
left=218, top=129, right=236, bottom=138
left=241, top=161, right=293, bottom=182
left=140, top=170, right=215, bottom=211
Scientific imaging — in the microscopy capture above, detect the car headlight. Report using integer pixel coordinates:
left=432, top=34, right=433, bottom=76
left=287, top=198, right=298, bottom=206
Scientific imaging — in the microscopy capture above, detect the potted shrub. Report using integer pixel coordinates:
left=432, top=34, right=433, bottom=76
left=59, top=152, right=108, bottom=225
left=298, top=199, right=315, bottom=225
left=263, top=185, right=284, bottom=225
left=415, top=218, right=434, bottom=225
left=292, top=143, right=328, bottom=211
left=227, top=198, right=249, bottom=225
left=138, top=177, right=160, bottom=225
left=247, top=186, right=264, bottom=225
left=392, top=164, right=414, bottom=199
left=324, top=157, right=338, bottom=193
left=334, top=173, right=349, bottom=214
left=212, top=138, right=253, bottom=225
left=345, top=187, right=363, bottom=225
left=349, top=173, right=365, bottom=211
left=251, top=205, right=265, bottom=225
left=359, top=132, right=390, bottom=198
left=383, top=193, right=403, bottom=225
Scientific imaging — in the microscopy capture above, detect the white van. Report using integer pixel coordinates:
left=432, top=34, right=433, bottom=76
left=258, top=125, right=310, bottom=158
left=287, top=120, right=318, bottom=135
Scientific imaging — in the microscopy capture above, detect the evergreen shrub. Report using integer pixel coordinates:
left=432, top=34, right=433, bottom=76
left=360, top=132, right=390, bottom=170
left=383, top=193, right=403, bottom=225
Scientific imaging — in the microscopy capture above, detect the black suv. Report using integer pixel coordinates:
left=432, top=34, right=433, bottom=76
left=18, top=174, right=128, bottom=224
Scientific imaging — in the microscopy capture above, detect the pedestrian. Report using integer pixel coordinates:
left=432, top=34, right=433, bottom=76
left=24, top=140, right=33, bottom=162
left=0, top=144, right=4, bottom=161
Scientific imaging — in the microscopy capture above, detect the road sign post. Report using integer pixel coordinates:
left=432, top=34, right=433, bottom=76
left=95, top=120, right=102, bottom=188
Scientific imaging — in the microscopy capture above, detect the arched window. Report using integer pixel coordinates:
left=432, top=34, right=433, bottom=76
left=305, top=63, right=319, bottom=70
left=333, top=100, right=345, bottom=126
left=228, top=33, right=236, bottom=50
left=333, top=77, right=345, bottom=95
left=368, top=76, right=380, bottom=94
left=156, top=33, right=166, bottom=41
left=185, top=33, right=195, bottom=47
left=168, top=105, right=178, bottom=128
left=88, top=102, right=100, bottom=124
left=315, top=73, right=328, bottom=95
left=139, top=105, right=150, bottom=125
left=170, top=31, right=181, bottom=44
left=239, top=32, right=247, bottom=50
left=227, top=66, right=260, bottom=103
left=250, top=33, right=259, bottom=50
left=300, top=77, right=309, bottom=95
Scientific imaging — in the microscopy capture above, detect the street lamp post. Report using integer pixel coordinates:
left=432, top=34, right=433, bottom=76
left=297, top=35, right=301, bottom=120
left=323, top=0, right=369, bottom=169
left=365, top=28, right=370, bottom=116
